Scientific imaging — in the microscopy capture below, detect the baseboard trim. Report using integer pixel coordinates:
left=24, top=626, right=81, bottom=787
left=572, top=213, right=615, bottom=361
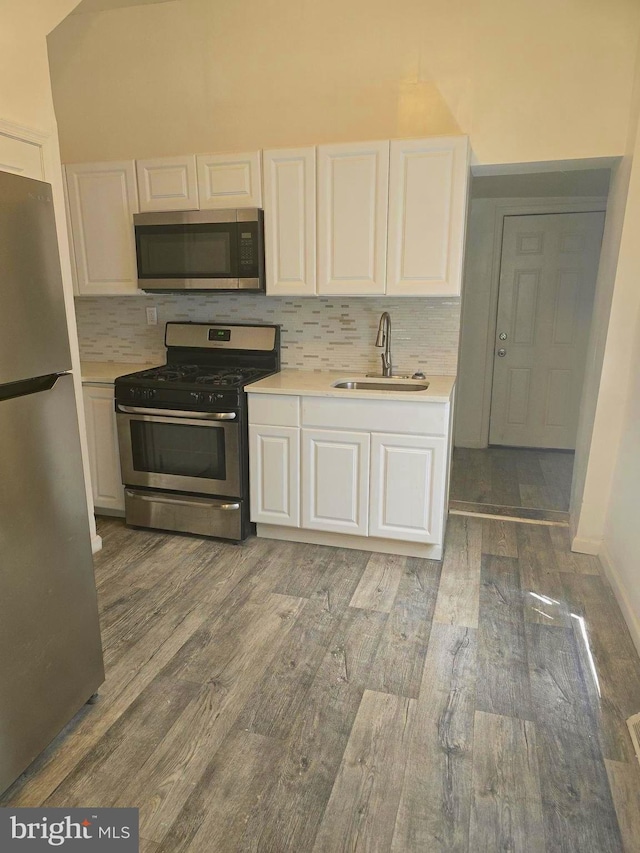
left=450, top=508, right=566, bottom=527
left=95, top=508, right=125, bottom=518
left=91, top=534, right=103, bottom=555
left=449, top=500, right=568, bottom=525
left=256, top=524, right=444, bottom=560
left=599, top=545, right=640, bottom=658
left=571, top=535, right=602, bottom=555
left=454, top=441, right=488, bottom=449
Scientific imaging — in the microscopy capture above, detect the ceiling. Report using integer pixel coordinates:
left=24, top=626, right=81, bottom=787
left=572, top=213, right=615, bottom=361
left=70, top=0, right=176, bottom=14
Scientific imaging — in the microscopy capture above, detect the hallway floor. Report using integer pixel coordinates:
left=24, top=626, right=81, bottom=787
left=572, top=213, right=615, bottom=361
left=3, top=516, right=640, bottom=851
left=450, top=446, right=574, bottom=519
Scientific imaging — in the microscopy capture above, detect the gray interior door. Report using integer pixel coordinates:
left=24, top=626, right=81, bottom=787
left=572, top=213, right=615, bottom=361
left=489, top=212, right=604, bottom=449
left=0, top=374, right=104, bottom=795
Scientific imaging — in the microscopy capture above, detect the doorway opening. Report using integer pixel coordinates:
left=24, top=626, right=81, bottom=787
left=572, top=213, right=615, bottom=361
left=452, top=165, right=611, bottom=523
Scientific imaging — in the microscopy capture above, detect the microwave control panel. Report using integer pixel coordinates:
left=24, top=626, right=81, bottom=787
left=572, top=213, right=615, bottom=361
left=238, top=224, right=259, bottom=274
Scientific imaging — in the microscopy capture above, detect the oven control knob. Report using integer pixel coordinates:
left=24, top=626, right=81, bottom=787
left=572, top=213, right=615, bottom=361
left=145, top=388, right=156, bottom=400
left=190, top=391, right=204, bottom=403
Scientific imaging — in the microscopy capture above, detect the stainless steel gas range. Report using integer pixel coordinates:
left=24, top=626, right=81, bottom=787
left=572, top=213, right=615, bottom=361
left=114, top=322, right=280, bottom=542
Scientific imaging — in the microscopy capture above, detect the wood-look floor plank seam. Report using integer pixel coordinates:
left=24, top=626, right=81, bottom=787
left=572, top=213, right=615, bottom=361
left=3, top=516, right=637, bottom=853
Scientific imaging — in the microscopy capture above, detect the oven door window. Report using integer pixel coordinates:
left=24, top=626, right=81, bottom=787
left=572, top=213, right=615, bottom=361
left=130, top=420, right=226, bottom=480
left=135, top=223, right=238, bottom=279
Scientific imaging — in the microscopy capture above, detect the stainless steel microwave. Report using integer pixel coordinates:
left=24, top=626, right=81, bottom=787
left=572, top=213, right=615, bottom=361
left=133, top=208, right=265, bottom=292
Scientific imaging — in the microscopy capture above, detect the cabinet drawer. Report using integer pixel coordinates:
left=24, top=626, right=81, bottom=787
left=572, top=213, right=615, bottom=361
left=248, top=393, right=300, bottom=427
left=301, top=396, right=448, bottom=436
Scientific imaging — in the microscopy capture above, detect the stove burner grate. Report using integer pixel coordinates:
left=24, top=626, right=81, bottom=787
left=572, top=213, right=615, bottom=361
left=138, top=364, right=201, bottom=382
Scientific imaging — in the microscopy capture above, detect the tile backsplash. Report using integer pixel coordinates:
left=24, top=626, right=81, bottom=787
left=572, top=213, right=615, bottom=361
left=74, top=294, right=461, bottom=376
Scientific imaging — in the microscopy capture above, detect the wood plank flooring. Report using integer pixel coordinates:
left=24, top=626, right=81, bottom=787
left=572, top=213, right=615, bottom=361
left=451, top=447, right=575, bottom=513
left=3, top=515, right=640, bottom=852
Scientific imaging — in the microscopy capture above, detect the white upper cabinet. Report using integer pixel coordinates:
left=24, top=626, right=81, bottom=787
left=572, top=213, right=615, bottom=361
left=317, top=140, right=389, bottom=296
left=196, top=151, right=262, bottom=209
left=0, top=132, right=44, bottom=180
left=63, top=135, right=470, bottom=299
left=136, top=155, right=199, bottom=212
left=65, top=161, right=139, bottom=296
left=263, top=147, right=316, bottom=296
left=386, top=136, right=469, bottom=296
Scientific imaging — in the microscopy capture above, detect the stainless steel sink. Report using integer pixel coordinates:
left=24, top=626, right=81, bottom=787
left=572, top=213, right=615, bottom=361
left=333, top=380, right=429, bottom=392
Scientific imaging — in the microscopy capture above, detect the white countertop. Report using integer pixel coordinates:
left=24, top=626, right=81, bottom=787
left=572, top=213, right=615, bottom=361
left=80, top=361, right=160, bottom=384
left=246, top=369, right=456, bottom=403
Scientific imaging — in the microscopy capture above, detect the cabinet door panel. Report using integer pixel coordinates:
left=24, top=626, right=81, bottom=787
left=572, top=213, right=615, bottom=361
left=317, top=141, right=388, bottom=295
left=0, top=132, right=43, bottom=180
left=263, top=147, right=316, bottom=295
left=196, top=151, right=262, bottom=209
left=249, top=425, right=300, bottom=527
left=369, top=433, right=445, bottom=543
left=136, top=155, right=198, bottom=211
left=387, top=136, right=469, bottom=296
left=66, top=161, right=139, bottom=296
left=302, top=428, right=369, bottom=535
left=83, top=384, right=124, bottom=513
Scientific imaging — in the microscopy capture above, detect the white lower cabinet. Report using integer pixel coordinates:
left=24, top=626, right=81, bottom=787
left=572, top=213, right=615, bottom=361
left=302, top=429, right=370, bottom=535
left=369, top=433, right=445, bottom=543
left=249, top=425, right=300, bottom=527
left=249, top=392, right=452, bottom=558
left=82, top=384, right=125, bottom=513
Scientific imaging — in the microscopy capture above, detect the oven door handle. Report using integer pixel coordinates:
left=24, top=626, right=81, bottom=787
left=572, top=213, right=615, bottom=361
left=117, top=405, right=236, bottom=420
left=125, top=491, right=240, bottom=511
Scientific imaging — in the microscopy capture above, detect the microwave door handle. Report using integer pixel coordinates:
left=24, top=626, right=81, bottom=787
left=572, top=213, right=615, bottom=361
left=117, top=405, right=236, bottom=420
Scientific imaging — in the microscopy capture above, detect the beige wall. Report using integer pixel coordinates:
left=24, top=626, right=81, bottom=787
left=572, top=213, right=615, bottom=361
left=572, top=39, right=640, bottom=554
left=0, top=0, right=80, bottom=130
left=570, top=41, right=640, bottom=649
left=601, top=309, right=640, bottom=652
left=48, top=0, right=640, bottom=165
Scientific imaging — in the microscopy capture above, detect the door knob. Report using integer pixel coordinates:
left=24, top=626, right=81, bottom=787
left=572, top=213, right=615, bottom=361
left=497, top=348, right=507, bottom=357
left=499, top=332, right=507, bottom=341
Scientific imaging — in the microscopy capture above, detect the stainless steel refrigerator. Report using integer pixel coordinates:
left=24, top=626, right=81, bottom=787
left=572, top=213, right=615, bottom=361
left=0, top=171, right=104, bottom=795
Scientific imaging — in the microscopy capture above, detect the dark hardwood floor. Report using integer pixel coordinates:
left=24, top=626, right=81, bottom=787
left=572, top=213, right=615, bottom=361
left=450, top=447, right=575, bottom=514
left=3, top=516, right=640, bottom=851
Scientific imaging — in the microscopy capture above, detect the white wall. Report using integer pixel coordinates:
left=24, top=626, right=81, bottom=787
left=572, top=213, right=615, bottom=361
left=572, top=39, right=640, bottom=556
left=46, top=0, right=640, bottom=165
left=0, top=0, right=101, bottom=552
left=570, top=41, right=640, bottom=650
left=600, top=309, right=640, bottom=652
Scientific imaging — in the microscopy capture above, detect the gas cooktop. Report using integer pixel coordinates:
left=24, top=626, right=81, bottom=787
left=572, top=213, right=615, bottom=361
left=131, top=363, right=271, bottom=390
left=114, top=322, right=281, bottom=410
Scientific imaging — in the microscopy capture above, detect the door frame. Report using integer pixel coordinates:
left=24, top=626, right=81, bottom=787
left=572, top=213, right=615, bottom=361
left=458, top=196, right=607, bottom=449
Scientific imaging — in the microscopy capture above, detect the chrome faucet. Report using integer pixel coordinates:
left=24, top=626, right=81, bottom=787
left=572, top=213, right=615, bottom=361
left=375, top=312, right=392, bottom=377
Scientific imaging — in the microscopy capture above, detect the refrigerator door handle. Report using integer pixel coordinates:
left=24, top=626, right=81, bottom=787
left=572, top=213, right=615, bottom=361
left=0, top=373, right=62, bottom=404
